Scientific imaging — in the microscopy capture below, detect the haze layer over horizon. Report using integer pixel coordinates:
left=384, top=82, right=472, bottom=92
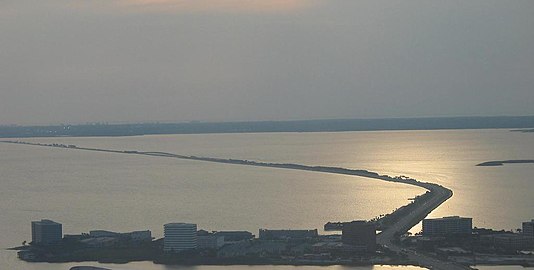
left=1, top=0, right=534, bottom=125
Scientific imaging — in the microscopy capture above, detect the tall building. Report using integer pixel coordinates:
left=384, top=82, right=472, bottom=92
left=523, top=219, right=534, bottom=238
left=422, top=216, right=472, bottom=236
left=341, top=221, right=376, bottom=252
left=163, top=223, right=197, bottom=252
left=31, top=219, right=62, bottom=245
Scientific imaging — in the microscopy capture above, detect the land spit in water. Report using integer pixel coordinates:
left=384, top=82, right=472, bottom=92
left=2, top=140, right=466, bottom=270
left=70, top=267, right=111, bottom=270
left=476, top=160, right=534, bottom=166
left=511, top=128, right=534, bottom=133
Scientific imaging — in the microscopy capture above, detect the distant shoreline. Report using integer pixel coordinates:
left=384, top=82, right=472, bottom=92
left=1, top=116, right=534, bottom=138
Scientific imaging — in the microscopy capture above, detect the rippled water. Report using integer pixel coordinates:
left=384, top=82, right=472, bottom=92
left=1, top=129, right=532, bottom=270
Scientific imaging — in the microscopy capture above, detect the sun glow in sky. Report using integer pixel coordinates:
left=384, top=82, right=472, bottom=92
left=110, top=0, right=315, bottom=13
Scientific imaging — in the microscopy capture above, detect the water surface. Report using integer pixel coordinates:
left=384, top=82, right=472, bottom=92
left=1, top=129, right=532, bottom=270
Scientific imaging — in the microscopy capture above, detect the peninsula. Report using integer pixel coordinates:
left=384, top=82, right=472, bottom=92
left=3, top=140, right=463, bottom=269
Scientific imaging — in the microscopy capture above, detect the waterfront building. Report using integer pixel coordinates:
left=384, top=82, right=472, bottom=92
left=312, top=241, right=368, bottom=254
left=422, top=216, right=472, bottom=236
left=63, top=234, right=84, bottom=241
left=324, top=222, right=346, bottom=231
left=163, top=223, right=197, bottom=252
left=31, top=219, right=62, bottom=245
left=89, top=230, right=119, bottom=238
left=81, top=237, right=119, bottom=248
left=197, top=234, right=225, bottom=249
left=416, top=237, right=445, bottom=251
left=89, top=230, right=152, bottom=242
left=523, top=219, right=534, bottom=238
left=213, top=231, right=254, bottom=242
left=482, top=234, right=534, bottom=250
left=341, top=221, right=376, bottom=252
left=258, top=229, right=318, bottom=240
left=128, top=230, right=152, bottom=242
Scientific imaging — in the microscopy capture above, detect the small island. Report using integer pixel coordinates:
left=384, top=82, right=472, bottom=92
left=70, top=267, right=111, bottom=270
left=511, top=129, right=534, bottom=133
left=476, top=160, right=534, bottom=166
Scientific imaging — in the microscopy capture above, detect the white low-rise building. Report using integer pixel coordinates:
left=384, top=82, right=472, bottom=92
left=422, top=216, right=472, bottom=236
left=164, top=223, right=197, bottom=252
left=89, top=230, right=152, bottom=242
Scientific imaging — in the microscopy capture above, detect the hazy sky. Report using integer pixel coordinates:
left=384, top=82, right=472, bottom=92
left=1, top=0, right=533, bottom=125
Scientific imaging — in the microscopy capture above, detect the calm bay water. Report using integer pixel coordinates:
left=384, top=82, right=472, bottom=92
left=1, top=129, right=532, bottom=270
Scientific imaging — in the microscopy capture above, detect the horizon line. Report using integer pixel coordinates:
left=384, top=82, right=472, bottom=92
left=2, top=114, right=534, bottom=128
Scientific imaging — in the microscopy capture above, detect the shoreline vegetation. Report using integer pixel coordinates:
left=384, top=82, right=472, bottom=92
left=1, top=116, right=534, bottom=138
left=476, top=160, right=534, bottom=166
left=2, top=140, right=463, bottom=269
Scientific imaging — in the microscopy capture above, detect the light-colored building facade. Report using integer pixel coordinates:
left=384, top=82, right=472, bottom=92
left=31, top=219, right=62, bottom=245
left=163, top=223, right=197, bottom=252
left=422, top=216, right=472, bottom=236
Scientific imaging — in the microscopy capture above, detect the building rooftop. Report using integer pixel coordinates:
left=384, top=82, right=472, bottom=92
left=33, top=219, right=61, bottom=225
left=164, top=222, right=196, bottom=226
left=426, top=216, right=471, bottom=220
